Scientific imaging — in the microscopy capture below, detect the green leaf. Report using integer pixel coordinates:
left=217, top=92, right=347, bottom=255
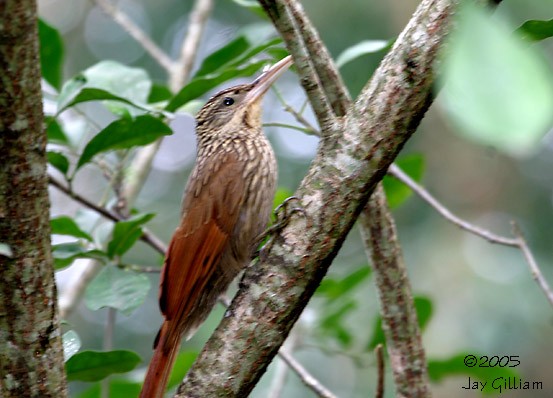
left=62, top=330, right=81, bottom=362
left=227, top=38, right=283, bottom=70
left=65, top=350, right=141, bottom=382
left=78, top=380, right=142, bottom=398
left=166, top=61, right=268, bottom=112
left=336, top=40, right=391, bottom=68
left=38, top=19, right=64, bottom=90
left=107, top=213, right=155, bottom=258
left=366, top=317, right=385, bottom=351
left=320, top=300, right=356, bottom=348
left=148, top=84, right=173, bottom=103
left=440, top=4, right=553, bottom=155
left=383, top=154, right=425, bottom=208
left=47, top=151, right=70, bottom=176
left=166, top=351, right=199, bottom=390
left=231, top=0, right=267, bottom=19
left=194, top=37, right=250, bottom=78
left=414, top=296, right=433, bottom=331
left=516, top=19, right=553, bottom=42
left=272, top=188, right=294, bottom=213
left=52, top=242, right=107, bottom=269
left=317, top=267, right=371, bottom=301
left=267, top=47, right=290, bottom=61
left=85, top=266, right=150, bottom=315
left=57, top=60, right=153, bottom=115
left=51, top=216, right=93, bottom=241
left=45, top=117, right=69, bottom=145
left=428, top=353, right=519, bottom=393
left=77, top=115, right=172, bottom=170
left=58, top=87, right=154, bottom=116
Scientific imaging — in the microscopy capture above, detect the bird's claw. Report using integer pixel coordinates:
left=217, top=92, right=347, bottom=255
left=256, top=196, right=305, bottom=260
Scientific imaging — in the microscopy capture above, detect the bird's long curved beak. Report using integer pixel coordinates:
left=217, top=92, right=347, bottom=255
left=245, top=55, right=293, bottom=104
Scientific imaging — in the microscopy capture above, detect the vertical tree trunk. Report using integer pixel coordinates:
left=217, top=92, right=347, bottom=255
left=0, top=1, right=68, bottom=397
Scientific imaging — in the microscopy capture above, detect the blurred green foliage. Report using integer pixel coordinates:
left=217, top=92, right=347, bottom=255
left=38, top=1, right=553, bottom=396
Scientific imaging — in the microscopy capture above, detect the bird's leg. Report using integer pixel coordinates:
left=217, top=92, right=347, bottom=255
left=253, top=196, right=305, bottom=260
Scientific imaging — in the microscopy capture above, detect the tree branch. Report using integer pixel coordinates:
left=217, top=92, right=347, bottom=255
left=388, top=164, right=553, bottom=308
left=175, top=0, right=456, bottom=396
left=49, top=175, right=167, bottom=255
left=285, top=0, right=351, bottom=116
left=259, top=0, right=337, bottom=130
left=374, top=344, right=385, bottom=398
left=359, top=185, right=430, bottom=397
left=0, top=1, right=67, bottom=395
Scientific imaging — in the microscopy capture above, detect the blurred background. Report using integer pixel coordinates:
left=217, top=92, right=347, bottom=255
left=39, top=0, right=553, bottom=396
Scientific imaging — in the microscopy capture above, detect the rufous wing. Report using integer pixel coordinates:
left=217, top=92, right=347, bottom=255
left=159, top=152, right=246, bottom=330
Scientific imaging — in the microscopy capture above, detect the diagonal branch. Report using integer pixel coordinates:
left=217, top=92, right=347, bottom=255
left=49, top=175, right=167, bottom=255
left=175, top=1, right=457, bottom=396
left=285, top=0, right=351, bottom=116
left=259, top=0, right=336, bottom=130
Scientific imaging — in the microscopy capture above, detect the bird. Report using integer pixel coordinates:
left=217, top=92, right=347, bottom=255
left=139, top=55, right=293, bottom=398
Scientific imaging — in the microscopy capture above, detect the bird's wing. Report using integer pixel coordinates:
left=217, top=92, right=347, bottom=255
left=159, top=151, right=245, bottom=324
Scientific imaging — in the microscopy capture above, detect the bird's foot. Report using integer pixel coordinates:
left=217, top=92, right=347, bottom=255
left=255, top=196, right=305, bottom=260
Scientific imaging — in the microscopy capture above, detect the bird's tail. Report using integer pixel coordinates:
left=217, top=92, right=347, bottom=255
left=139, top=321, right=181, bottom=398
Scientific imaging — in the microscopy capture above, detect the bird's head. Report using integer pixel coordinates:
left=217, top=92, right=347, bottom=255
left=195, top=55, right=293, bottom=137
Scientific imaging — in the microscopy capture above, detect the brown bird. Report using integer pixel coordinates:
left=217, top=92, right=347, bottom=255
left=139, top=55, right=293, bottom=398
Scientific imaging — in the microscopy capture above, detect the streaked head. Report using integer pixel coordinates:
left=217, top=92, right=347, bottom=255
left=195, top=56, right=293, bottom=135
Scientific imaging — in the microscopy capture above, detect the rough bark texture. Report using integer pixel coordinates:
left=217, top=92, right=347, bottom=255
left=175, top=0, right=455, bottom=397
left=0, top=1, right=68, bottom=397
left=360, top=186, right=430, bottom=398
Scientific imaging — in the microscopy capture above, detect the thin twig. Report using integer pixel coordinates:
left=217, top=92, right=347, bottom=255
left=49, top=175, right=167, bottom=255
left=374, top=344, right=384, bottom=398
left=388, top=164, right=553, bottom=308
left=281, top=104, right=319, bottom=136
left=263, top=122, right=315, bottom=136
left=268, top=331, right=298, bottom=398
left=170, top=0, right=214, bottom=92
left=277, top=349, right=337, bottom=398
left=49, top=175, right=119, bottom=222
left=272, top=86, right=321, bottom=136
left=94, top=0, right=173, bottom=72
left=512, top=223, right=553, bottom=307
left=387, top=164, right=519, bottom=246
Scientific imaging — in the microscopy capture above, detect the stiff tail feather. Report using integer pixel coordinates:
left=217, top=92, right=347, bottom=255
left=139, top=321, right=182, bottom=398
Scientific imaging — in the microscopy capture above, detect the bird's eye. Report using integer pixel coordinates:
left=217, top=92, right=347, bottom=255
left=223, top=97, right=234, bottom=106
